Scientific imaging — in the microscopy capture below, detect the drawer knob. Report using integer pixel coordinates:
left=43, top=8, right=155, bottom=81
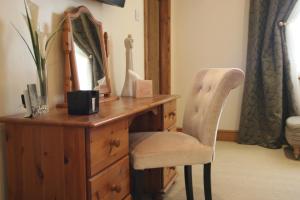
left=110, top=139, right=121, bottom=148
left=111, top=184, right=122, bottom=193
left=169, top=112, right=176, bottom=118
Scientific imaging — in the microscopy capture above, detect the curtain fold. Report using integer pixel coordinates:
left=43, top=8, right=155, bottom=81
left=72, top=13, right=105, bottom=88
left=239, top=0, right=298, bottom=149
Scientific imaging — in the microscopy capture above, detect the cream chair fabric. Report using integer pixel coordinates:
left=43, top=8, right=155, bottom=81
left=130, top=132, right=214, bottom=169
left=130, top=68, right=245, bottom=170
left=285, top=116, right=300, bottom=159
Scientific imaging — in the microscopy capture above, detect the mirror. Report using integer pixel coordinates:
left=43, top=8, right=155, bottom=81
left=62, top=6, right=112, bottom=104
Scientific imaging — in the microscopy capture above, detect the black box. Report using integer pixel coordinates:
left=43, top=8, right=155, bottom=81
left=67, top=90, right=99, bottom=115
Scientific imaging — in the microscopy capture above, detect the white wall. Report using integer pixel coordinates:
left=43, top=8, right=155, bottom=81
left=0, top=0, right=144, bottom=198
left=171, top=0, right=250, bottom=130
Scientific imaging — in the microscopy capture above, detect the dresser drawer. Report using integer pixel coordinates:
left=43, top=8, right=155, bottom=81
left=163, top=100, right=176, bottom=129
left=87, top=119, right=129, bottom=176
left=89, top=156, right=130, bottom=200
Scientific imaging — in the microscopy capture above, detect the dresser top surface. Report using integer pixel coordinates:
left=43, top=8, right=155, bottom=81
left=0, top=95, right=178, bottom=127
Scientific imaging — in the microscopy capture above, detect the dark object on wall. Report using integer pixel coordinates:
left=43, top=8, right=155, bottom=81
left=97, top=0, right=126, bottom=7
left=67, top=90, right=99, bottom=115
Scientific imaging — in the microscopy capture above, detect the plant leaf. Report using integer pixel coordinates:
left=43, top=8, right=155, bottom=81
left=34, top=30, right=42, bottom=71
left=11, top=23, right=37, bottom=64
left=24, top=0, right=38, bottom=63
left=27, top=0, right=38, bottom=31
left=45, top=27, right=62, bottom=51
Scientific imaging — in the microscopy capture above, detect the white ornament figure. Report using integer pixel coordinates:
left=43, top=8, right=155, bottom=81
left=121, top=35, right=142, bottom=96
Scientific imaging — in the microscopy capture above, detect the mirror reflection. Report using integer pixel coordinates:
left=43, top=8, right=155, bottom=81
left=71, top=13, right=106, bottom=90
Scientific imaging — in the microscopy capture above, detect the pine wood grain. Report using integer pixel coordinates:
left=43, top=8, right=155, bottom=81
left=87, top=119, right=129, bottom=177
left=217, top=130, right=238, bottom=142
left=5, top=124, right=86, bottom=200
left=0, top=96, right=178, bottom=128
left=1, top=96, right=179, bottom=200
left=177, top=128, right=238, bottom=142
left=63, top=127, right=87, bottom=200
left=144, top=0, right=171, bottom=95
left=144, top=0, right=160, bottom=95
left=159, top=0, right=171, bottom=95
left=88, top=156, right=130, bottom=200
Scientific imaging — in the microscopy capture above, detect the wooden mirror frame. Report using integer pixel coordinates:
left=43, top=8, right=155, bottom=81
left=62, top=6, right=113, bottom=104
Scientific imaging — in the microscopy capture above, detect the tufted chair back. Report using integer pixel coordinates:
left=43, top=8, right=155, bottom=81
left=183, top=68, right=244, bottom=149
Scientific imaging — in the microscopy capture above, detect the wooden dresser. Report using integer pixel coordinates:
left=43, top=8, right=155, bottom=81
left=0, top=95, right=178, bottom=200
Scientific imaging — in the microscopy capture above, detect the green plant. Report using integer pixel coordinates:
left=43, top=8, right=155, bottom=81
left=12, top=0, right=64, bottom=97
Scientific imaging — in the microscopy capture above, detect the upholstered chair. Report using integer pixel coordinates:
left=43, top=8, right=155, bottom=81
left=130, top=68, right=245, bottom=200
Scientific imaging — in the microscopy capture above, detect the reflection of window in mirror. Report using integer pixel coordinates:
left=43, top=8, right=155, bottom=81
left=287, top=1, right=300, bottom=76
left=74, top=43, right=93, bottom=90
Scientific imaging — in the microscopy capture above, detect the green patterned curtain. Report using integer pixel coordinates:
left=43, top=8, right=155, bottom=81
left=72, top=13, right=105, bottom=88
left=238, top=0, right=298, bottom=148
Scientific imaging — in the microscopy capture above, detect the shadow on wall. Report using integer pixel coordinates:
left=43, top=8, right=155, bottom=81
left=47, top=12, right=65, bottom=106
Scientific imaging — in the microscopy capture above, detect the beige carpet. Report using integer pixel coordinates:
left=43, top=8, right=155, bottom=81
left=164, top=141, right=300, bottom=200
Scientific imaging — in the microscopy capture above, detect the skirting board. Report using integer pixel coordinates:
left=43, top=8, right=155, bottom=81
left=217, top=130, right=238, bottom=142
left=176, top=128, right=238, bottom=142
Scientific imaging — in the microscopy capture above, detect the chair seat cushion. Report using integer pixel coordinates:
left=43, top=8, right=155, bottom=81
left=286, top=126, right=300, bottom=146
left=286, top=116, right=300, bottom=131
left=130, top=132, right=213, bottom=170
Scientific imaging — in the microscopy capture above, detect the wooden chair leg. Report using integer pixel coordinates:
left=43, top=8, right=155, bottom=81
left=204, top=163, right=212, bottom=200
left=184, top=165, right=194, bottom=200
left=132, top=169, right=145, bottom=200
